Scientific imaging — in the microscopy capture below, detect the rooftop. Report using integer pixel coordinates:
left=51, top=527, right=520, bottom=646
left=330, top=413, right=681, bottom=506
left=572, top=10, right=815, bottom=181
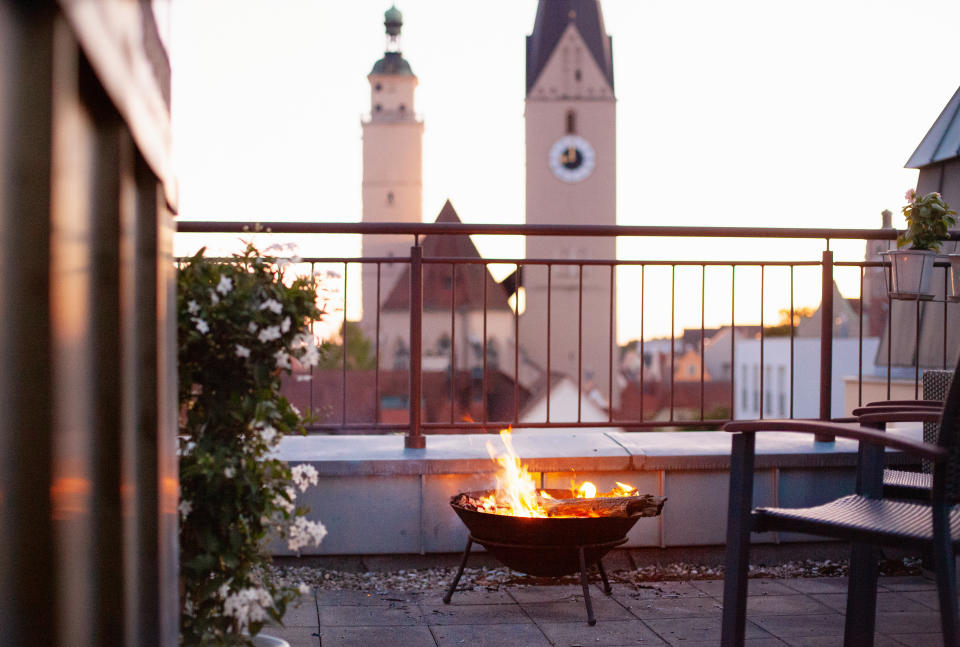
left=265, top=551, right=944, bottom=646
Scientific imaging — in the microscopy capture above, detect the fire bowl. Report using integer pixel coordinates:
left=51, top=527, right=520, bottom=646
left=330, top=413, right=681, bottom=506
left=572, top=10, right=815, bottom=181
left=449, top=489, right=646, bottom=577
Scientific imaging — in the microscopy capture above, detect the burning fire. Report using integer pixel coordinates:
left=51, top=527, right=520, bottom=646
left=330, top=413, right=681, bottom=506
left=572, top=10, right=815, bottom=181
left=479, top=428, right=638, bottom=517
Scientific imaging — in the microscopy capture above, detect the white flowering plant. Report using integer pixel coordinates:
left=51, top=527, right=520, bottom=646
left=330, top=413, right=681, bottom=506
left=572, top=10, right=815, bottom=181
left=178, top=242, right=328, bottom=645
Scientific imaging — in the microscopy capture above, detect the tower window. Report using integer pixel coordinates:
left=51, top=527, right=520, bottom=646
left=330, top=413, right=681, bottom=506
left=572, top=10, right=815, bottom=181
left=375, top=104, right=382, bottom=112
left=399, top=104, right=406, bottom=113
left=574, top=69, right=582, bottom=82
left=566, top=110, right=576, bottom=134
left=386, top=191, right=394, bottom=205
left=374, top=82, right=382, bottom=92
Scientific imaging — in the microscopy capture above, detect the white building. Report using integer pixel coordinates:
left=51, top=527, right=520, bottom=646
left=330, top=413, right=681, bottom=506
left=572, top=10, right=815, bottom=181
left=733, top=337, right=881, bottom=420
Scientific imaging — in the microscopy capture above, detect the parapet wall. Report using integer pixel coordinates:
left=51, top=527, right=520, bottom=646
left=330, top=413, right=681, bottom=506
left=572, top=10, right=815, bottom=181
left=273, top=427, right=921, bottom=555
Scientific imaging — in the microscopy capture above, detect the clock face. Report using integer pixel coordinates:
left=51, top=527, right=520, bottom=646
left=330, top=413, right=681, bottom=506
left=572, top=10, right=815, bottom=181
left=548, top=135, right=596, bottom=183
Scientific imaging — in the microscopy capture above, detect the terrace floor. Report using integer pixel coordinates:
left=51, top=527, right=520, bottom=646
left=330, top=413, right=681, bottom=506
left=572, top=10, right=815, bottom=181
left=265, top=551, right=944, bottom=646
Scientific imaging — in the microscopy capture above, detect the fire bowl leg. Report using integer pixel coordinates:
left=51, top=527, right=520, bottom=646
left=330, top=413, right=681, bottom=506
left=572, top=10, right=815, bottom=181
left=597, top=558, right=612, bottom=595
left=443, top=536, right=473, bottom=604
left=578, top=546, right=597, bottom=626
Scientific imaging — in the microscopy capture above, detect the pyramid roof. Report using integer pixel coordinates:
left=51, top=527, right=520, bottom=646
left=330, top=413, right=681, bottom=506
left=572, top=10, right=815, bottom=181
left=382, top=200, right=513, bottom=312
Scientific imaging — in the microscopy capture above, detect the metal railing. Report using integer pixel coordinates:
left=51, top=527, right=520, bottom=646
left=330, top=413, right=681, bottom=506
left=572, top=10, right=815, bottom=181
left=176, top=221, right=960, bottom=448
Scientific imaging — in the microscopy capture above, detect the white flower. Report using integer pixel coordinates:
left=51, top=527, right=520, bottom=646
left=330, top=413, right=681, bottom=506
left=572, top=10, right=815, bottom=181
left=259, top=298, right=283, bottom=314
left=217, top=582, right=230, bottom=599
left=274, top=487, right=295, bottom=515
left=193, top=318, right=209, bottom=334
left=248, top=321, right=258, bottom=333
left=258, top=326, right=281, bottom=343
left=274, top=349, right=291, bottom=369
left=287, top=516, right=327, bottom=552
left=209, top=289, right=219, bottom=305
left=216, top=275, right=233, bottom=295
left=224, top=466, right=235, bottom=479
left=298, top=583, right=311, bottom=595
left=291, top=464, right=319, bottom=492
left=178, top=499, right=192, bottom=520
left=281, top=316, right=291, bottom=333
left=187, top=300, right=200, bottom=315
left=300, top=345, right=320, bottom=368
left=223, top=587, right=273, bottom=632
left=290, top=403, right=301, bottom=417
left=235, top=344, right=251, bottom=358
left=260, top=424, right=278, bottom=446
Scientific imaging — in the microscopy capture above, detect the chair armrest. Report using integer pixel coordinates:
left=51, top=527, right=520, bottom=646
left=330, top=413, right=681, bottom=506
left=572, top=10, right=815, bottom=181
left=723, top=418, right=945, bottom=461
left=857, top=410, right=942, bottom=426
left=851, top=404, right=943, bottom=417
left=865, top=399, right=942, bottom=407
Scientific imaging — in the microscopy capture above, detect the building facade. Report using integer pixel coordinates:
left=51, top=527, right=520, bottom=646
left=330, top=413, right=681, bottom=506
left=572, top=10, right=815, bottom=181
left=361, top=6, right=424, bottom=336
left=520, top=0, right=618, bottom=410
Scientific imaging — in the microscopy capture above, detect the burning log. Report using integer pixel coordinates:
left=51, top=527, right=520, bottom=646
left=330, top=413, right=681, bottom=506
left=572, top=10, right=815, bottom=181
left=451, top=491, right=666, bottom=519
left=539, top=494, right=665, bottom=518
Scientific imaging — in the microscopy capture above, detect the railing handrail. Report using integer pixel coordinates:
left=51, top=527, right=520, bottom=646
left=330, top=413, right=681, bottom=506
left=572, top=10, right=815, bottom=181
left=174, top=221, right=957, bottom=444
left=175, top=220, right=960, bottom=241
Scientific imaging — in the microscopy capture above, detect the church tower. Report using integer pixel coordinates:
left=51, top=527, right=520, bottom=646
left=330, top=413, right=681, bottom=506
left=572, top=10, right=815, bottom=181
left=361, top=6, right=423, bottom=335
left=521, top=0, right=617, bottom=412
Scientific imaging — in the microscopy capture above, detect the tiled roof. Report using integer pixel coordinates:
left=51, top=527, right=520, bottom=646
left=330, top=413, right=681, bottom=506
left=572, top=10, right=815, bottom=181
left=382, top=200, right=513, bottom=311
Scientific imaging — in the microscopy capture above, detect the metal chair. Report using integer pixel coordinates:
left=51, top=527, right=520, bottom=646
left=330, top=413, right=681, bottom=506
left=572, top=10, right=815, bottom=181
left=720, top=356, right=960, bottom=647
left=858, top=370, right=955, bottom=500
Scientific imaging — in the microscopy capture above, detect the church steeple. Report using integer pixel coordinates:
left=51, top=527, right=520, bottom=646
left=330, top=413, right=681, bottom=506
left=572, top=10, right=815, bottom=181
left=361, top=5, right=423, bottom=338
left=371, top=6, right=415, bottom=77
left=526, top=0, right=614, bottom=95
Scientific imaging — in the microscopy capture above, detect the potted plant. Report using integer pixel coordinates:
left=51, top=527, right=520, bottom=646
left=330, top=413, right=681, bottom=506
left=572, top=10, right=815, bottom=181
left=178, top=242, right=328, bottom=646
left=884, top=189, right=957, bottom=299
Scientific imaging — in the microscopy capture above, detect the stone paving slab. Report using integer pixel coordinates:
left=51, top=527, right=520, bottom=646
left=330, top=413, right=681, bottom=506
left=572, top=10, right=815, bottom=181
left=265, top=574, right=953, bottom=646
left=317, top=625, right=437, bottom=647
left=429, top=623, right=553, bottom=647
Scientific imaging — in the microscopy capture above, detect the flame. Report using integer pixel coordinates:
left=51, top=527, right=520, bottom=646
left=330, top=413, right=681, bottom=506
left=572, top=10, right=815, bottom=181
left=482, top=428, right=637, bottom=517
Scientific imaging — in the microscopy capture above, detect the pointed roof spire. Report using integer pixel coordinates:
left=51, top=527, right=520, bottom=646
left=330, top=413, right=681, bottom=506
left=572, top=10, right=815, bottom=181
left=526, top=0, right=614, bottom=94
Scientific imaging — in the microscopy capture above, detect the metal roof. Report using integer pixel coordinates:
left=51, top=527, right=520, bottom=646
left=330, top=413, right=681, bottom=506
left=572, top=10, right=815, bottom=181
left=906, top=85, right=960, bottom=169
left=370, top=52, right=414, bottom=76
left=526, top=0, right=614, bottom=94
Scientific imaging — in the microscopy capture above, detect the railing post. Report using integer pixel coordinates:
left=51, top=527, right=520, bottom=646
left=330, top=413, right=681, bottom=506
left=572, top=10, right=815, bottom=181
left=817, top=248, right=835, bottom=441
left=406, top=244, right=425, bottom=449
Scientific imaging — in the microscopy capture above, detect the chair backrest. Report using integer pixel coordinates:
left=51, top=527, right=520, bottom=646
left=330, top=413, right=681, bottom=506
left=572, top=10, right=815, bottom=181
left=923, top=369, right=954, bottom=473
left=934, top=358, right=960, bottom=501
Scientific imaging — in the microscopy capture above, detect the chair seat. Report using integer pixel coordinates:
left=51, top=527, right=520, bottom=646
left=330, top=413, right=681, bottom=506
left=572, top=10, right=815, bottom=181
left=754, top=494, right=960, bottom=549
left=884, top=468, right=932, bottom=497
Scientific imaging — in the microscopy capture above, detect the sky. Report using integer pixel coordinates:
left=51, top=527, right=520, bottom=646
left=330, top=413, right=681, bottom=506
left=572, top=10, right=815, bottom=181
left=167, top=1, right=960, bottom=341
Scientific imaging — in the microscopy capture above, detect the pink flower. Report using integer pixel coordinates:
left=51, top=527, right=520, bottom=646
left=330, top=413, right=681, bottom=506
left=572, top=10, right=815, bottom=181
left=905, top=188, right=916, bottom=202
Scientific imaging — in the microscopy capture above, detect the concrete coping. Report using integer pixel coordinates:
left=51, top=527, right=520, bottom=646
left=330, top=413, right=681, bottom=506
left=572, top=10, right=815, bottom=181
left=274, top=425, right=924, bottom=476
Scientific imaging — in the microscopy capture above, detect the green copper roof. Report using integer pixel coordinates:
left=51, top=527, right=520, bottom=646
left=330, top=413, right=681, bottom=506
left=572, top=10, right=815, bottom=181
left=371, top=52, right=414, bottom=76
left=385, top=6, right=403, bottom=36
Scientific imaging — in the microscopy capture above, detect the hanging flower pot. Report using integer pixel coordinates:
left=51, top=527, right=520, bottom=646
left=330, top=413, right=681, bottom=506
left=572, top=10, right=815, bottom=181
left=882, top=249, right=936, bottom=300
left=885, top=189, right=957, bottom=300
left=948, top=254, right=960, bottom=303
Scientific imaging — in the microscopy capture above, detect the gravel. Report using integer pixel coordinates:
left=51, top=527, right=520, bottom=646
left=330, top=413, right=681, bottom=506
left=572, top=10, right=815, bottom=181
left=270, top=556, right=923, bottom=593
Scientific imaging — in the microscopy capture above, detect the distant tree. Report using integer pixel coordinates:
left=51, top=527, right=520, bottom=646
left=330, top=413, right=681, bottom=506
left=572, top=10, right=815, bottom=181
left=764, top=306, right=816, bottom=337
left=318, top=321, right=377, bottom=370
